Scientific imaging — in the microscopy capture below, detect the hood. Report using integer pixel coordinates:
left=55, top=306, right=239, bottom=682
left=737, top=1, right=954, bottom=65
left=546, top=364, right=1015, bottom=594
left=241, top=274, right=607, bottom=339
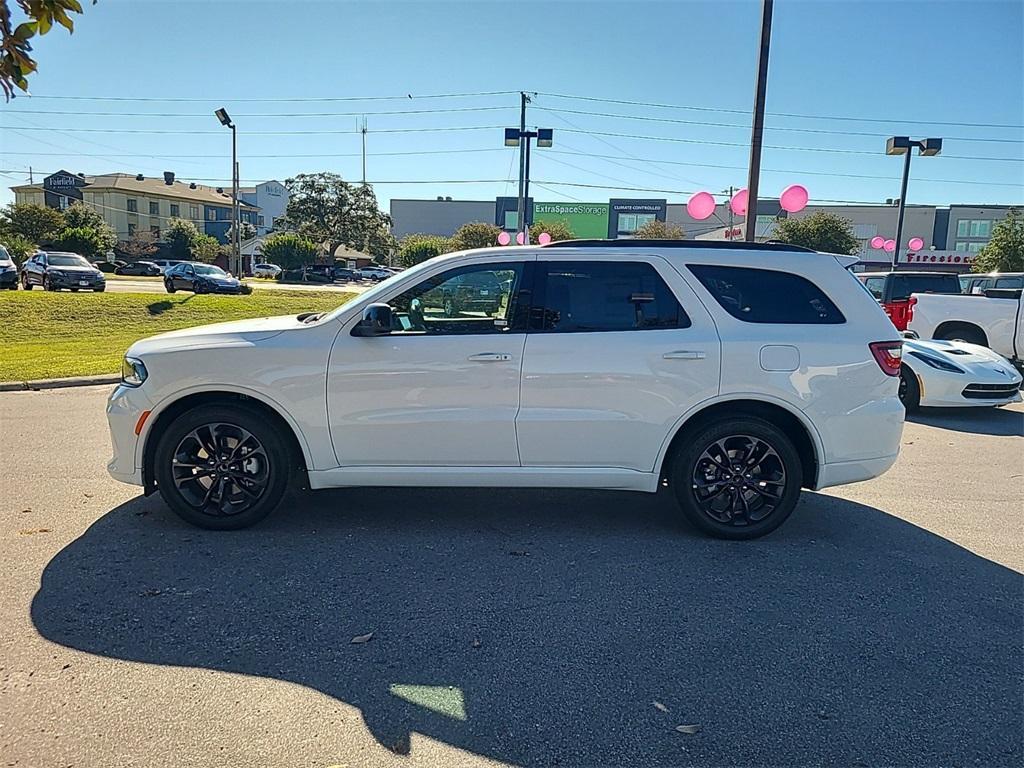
left=48, top=264, right=99, bottom=274
left=200, top=275, right=239, bottom=285
left=905, top=338, right=1021, bottom=378
left=127, top=314, right=311, bottom=356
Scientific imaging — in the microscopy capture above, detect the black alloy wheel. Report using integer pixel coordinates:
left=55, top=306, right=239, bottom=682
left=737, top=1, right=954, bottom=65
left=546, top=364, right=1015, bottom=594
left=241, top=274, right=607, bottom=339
left=898, top=365, right=921, bottom=411
left=154, top=404, right=289, bottom=530
left=671, top=418, right=802, bottom=540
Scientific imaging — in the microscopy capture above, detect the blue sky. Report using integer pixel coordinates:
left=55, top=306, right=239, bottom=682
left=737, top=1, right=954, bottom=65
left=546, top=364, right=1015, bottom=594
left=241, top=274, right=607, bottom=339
left=1, top=0, right=1022, bottom=211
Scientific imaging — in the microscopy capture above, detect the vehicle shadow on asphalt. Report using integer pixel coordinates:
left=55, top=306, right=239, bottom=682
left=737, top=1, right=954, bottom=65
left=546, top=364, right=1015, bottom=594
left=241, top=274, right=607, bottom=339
left=909, top=406, right=1024, bottom=437
left=31, top=488, right=1023, bottom=766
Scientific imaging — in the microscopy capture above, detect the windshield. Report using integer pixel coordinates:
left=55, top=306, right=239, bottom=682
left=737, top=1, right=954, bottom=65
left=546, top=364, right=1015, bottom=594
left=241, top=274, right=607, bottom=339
left=890, top=274, right=961, bottom=301
left=0, top=245, right=11, bottom=263
left=194, top=264, right=229, bottom=276
left=48, top=253, right=91, bottom=267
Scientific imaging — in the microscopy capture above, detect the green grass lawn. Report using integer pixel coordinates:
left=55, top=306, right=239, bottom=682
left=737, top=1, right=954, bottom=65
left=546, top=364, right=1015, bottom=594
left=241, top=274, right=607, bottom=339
left=0, top=289, right=356, bottom=381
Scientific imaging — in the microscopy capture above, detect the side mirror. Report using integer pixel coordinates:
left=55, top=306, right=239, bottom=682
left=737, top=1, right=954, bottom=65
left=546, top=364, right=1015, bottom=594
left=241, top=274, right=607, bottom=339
left=352, top=302, right=393, bottom=337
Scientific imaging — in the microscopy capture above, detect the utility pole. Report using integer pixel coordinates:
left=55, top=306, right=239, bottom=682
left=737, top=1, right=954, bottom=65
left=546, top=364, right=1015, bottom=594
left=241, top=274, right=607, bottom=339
left=360, top=117, right=368, bottom=186
left=744, top=0, right=773, bottom=242
left=516, top=92, right=529, bottom=243
left=232, top=128, right=240, bottom=276
left=727, top=185, right=734, bottom=239
left=28, top=166, right=33, bottom=184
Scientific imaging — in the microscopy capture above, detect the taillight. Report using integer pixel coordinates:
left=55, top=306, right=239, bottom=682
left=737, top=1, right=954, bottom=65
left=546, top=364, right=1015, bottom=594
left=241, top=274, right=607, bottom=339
left=870, top=341, right=903, bottom=377
left=906, top=296, right=917, bottom=323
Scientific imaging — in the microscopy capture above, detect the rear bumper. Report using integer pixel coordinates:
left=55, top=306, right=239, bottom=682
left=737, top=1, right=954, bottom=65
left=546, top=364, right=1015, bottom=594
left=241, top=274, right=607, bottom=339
left=815, top=453, right=899, bottom=490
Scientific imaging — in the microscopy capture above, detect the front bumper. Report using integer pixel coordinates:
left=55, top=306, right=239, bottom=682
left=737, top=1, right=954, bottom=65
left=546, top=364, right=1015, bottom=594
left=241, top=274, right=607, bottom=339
left=917, top=368, right=1023, bottom=408
left=106, top=384, right=153, bottom=486
left=49, top=272, right=105, bottom=289
left=0, top=270, right=17, bottom=287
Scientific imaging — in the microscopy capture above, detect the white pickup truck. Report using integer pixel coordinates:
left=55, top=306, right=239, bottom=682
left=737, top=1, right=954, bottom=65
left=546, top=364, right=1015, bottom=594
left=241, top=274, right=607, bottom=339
left=908, top=289, right=1024, bottom=367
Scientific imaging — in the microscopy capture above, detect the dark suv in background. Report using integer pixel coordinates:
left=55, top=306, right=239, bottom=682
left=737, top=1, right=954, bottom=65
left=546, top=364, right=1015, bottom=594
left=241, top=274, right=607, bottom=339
left=21, top=251, right=106, bottom=292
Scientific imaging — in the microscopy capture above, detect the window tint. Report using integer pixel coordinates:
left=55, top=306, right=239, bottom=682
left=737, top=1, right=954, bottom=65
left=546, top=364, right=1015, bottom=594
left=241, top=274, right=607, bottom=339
left=888, top=273, right=961, bottom=301
left=388, top=262, right=525, bottom=335
left=996, top=277, right=1023, bottom=290
left=689, top=264, right=845, bottom=324
left=535, top=261, right=689, bottom=332
left=863, top=277, right=884, bottom=300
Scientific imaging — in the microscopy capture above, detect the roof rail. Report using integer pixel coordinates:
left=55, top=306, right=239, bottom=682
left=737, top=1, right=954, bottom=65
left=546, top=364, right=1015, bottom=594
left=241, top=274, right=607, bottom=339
left=540, top=238, right=816, bottom=253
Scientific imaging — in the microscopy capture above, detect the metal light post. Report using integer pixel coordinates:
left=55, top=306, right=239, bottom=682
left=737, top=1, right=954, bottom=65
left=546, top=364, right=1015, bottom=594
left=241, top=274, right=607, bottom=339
left=885, top=136, right=942, bottom=269
left=215, top=107, right=240, bottom=276
left=504, top=127, right=553, bottom=243
left=744, top=0, right=774, bottom=242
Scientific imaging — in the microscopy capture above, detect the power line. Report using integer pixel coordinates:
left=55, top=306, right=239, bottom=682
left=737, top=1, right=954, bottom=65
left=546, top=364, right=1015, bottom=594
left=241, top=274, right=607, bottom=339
left=536, top=92, right=1024, bottom=130
left=0, top=124, right=507, bottom=136
left=5, top=105, right=514, bottom=118
left=18, top=90, right=521, bottom=103
left=541, top=106, right=1024, bottom=145
left=0, top=148, right=507, bottom=160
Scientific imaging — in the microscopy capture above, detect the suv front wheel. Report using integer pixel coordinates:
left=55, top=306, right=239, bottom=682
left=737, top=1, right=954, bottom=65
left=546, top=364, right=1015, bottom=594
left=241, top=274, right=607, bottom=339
left=153, top=403, right=290, bottom=530
left=670, top=418, right=802, bottom=540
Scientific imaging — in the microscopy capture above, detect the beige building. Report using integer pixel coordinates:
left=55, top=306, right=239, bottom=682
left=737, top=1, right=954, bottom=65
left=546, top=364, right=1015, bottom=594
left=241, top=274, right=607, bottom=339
left=11, top=170, right=259, bottom=244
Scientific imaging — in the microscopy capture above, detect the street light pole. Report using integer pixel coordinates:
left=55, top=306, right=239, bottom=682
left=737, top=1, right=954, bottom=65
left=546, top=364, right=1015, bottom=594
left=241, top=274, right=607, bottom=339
left=744, top=0, right=774, bottom=242
left=891, top=149, right=913, bottom=270
left=504, top=126, right=552, bottom=244
left=215, top=107, right=240, bottom=276
left=886, top=136, right=942, bottom=270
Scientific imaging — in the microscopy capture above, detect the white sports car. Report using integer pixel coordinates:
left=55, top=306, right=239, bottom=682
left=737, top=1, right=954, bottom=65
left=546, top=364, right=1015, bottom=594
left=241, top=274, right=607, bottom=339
left=899, top=336, right=1022, bottom=411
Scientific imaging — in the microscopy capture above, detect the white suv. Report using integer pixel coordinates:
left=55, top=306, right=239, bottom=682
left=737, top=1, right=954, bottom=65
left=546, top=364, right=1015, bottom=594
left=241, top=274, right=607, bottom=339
left=107, top=241, right=905, bottom=539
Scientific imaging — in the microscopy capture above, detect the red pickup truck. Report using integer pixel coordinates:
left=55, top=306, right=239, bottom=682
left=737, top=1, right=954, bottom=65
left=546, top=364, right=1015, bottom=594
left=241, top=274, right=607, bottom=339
left=857, top=271, right=962, bottom=330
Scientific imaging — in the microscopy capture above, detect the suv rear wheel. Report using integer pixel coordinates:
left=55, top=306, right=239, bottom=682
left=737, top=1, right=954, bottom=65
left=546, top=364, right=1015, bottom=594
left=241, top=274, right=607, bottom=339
left=153, top=403, right=290, bottom=530
left=670, top=418, right=802, bottom=540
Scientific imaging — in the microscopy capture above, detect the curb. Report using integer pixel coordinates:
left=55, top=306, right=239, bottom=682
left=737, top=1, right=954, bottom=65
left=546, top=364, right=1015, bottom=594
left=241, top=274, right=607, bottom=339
left=0, top=374, right=120, bottom=392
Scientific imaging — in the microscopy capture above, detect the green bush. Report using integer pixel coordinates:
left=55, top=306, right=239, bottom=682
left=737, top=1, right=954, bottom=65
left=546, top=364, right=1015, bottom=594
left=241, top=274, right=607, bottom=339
left=450, top=222, right=501, bottom=251
left=398, top=233, right=450, bottom=268
left=529, top=219, right=575, bottom=243
left=0, top=233, right=36, bottom=267
left=52, top=226, right=107, bottom=260
left=262, top=232, right=319, bottom=271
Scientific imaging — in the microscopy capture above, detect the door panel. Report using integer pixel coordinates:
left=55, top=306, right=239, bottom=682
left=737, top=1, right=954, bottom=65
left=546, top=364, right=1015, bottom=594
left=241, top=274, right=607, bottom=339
left=516, top=256, right=721, bottom=472
left=327, top=259, right=532, bottom=467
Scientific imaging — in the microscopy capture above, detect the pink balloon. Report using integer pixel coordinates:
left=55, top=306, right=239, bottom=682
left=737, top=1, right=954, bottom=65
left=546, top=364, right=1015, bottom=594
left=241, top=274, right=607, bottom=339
left=497, top=231, right=511, bottom=246
left=883, top=239, right=896, bottom=253
left=907, top=237, right=924, bottom=251
left=730, top=188, right=749, bottom=216
left=779, top=184, right=809, bottom=213
left=515, top=231, right=525, bottom=245
left=870, top=236, right=885, bottom=249
left=687, top=191, right=716, bottom=221
left=538, top=232, right=552, bottom=245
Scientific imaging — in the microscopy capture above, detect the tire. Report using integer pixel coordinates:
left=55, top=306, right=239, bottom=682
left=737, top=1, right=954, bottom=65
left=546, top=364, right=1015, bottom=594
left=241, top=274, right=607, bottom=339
left=43, top=276, right=55, bottom=292
left=94, top=287, right=105, bottom=293
left=153, top=403, right=290, bottom=530
left=70, top=287, right=79, bottom=292
left=936, top=324, right=986, bottom=346
left=165, top=281, right=176, bottom=293
left=21, top=275, right=32, bottom=290
left=898, top=365, right=921, bottom=412
left=670, top=417, right=802, bottom=540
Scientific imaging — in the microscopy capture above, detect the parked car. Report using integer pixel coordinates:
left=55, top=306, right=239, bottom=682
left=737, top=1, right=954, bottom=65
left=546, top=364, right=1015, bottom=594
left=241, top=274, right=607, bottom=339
left=907, top=288, right=1024, bottom=368
left=93, top=260, right=121, bottom=273
left=253, top=263, right=282, bottom=278
left=332, top=268, right=358, bottom=281
left=21, top=250, right=106, bottom=292
left=150, top=259, right=185, bottom=274
left=0, top=244, right=18, bottom=289
left=959, top=272, right=1024, bottom=294
left=108, top=240, right=904, bottom=540
left=428, top=268, right=505, bottom=316
left=163, top=262, right=247, bottom=295
left=857, top=271, right=962, bottom=330
left=898, top=335, right=1021, bottom=411
left=356, top=266, right=392, bottom=281
left=115, top=260, right=161, bottom=276
left=279, top=268, right=333, bottom=284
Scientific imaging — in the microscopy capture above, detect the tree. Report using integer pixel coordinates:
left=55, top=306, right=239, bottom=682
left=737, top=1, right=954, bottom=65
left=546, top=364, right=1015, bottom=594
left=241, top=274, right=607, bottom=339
left=0, top=201, right=64, bottom=244
left=191, top=234, right=221, bottom=264
left=0, top=0, right=92, bottom=100
left=226, top=220, right=257, bottom=242
left=398, top=233, right=449, bottom=268
left=163, top=217, right=203, bottom=260
left=120, top=231, right=157, bottom=260
left=63, top=202, right=116, bottom=251
left=772, top=211, right=859, bottom=254
left=277, top=172, right=396, bottom=260
left=450, top=221, right=501, bottom=251
left=261, top=232, right=318, bottom=270
left=0, top=232, right=34, bottom=266
left=633, top=219, right=686, bottom=240
left=51, top=225, right=106, bottom=259
left=972, top=208, right=1023, bottom=273
left=529, top=219, right=575, bottom=243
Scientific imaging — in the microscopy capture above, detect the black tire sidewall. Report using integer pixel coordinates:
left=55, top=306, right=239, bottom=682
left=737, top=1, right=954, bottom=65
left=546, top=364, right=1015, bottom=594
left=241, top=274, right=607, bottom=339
left=671, top=417, right=803, bottom=540
left=899, top=365, right=921, bottom=411
left=153, top=404, right=289, bottom=530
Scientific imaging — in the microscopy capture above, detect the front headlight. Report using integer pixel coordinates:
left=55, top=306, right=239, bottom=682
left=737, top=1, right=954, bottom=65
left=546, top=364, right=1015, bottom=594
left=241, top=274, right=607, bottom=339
left=907, top=350, right=965, bottom=374
left=121, top=356, right=148, bottom=387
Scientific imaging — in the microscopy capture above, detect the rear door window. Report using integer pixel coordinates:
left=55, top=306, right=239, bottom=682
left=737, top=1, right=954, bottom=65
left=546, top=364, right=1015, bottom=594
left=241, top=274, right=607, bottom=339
left=863, top=277, right=885, bottom=300
left=995, top=276, right=1023, bottom=290
left=532, top=260, right=690, bottom=332
left=688, top=264, right=845, bottom=324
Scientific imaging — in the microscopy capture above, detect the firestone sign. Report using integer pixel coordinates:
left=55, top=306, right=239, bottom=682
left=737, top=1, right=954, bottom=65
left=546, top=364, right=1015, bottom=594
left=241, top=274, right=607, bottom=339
left=903, top=250, right=976, bottom=265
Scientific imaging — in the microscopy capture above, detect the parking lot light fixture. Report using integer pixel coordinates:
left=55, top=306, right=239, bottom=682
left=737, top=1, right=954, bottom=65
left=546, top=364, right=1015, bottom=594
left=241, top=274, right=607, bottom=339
left=502, top=127, right=554, bottom=243
left=886, top=136, right=943, bottom=270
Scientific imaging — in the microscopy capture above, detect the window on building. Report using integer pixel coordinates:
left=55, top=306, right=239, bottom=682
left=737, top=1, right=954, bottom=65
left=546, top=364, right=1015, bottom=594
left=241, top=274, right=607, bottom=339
left=957, top=219, right=992, bottom=238
left=127, top=198, right=138, bottom=213
left=207, top=209, right=217, bottom=221
left=257, top=215, right=265, bottom=227
left=968, top=242, right=985, bottom=254
left=688, top=264, right=845, bottom=324
left=127, top=223, right=136, bottom=236
left=190, top=205, right=200, bottom=220
left=534, top=261, right=690, bottom=332
left=149, top=201, right=159, bottom=216
left=503, top=211, right=519, bottom=230
left=150, top=225, right=160, bottom=237
left=955, top=241, right=969, bottom=252
left=170, top=203, right=180, bottom=217
left=616, top=213, right=656, bottom=236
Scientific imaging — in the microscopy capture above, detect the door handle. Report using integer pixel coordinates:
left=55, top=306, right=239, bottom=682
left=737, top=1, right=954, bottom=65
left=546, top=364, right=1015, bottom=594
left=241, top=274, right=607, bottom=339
left=663, top=350, right=707, bottom=360
left=468, top=353, right=513, bottom=362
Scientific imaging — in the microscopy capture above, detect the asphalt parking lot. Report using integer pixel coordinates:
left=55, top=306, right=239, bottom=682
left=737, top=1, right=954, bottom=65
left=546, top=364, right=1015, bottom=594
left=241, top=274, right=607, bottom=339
left=1, top=387, right=1021, bottom=768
